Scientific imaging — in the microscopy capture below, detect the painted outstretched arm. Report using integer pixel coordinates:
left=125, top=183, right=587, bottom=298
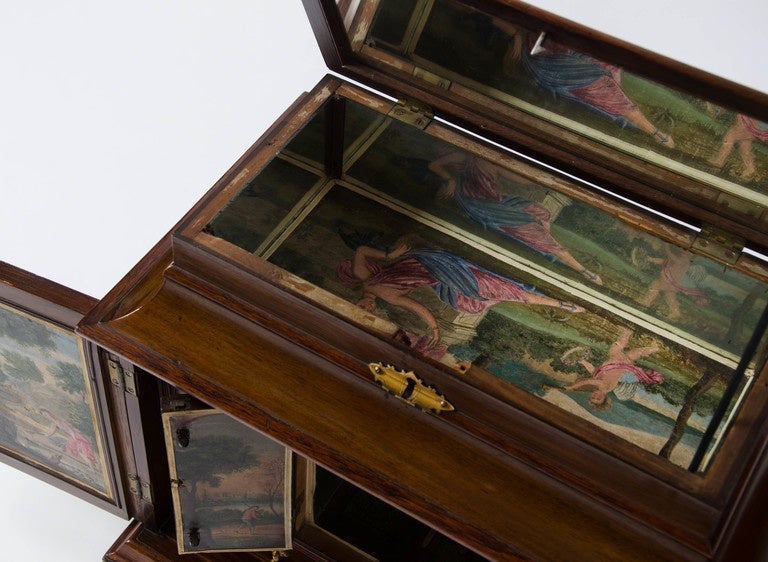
left=352, top=243, right=410, bottom=281
left=429, top=152, right=464, bottom=200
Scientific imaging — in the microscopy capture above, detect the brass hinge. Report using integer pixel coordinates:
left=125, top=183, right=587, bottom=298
left=413, top=66, right=451, bottom=90
left=128, top=473, right=153, bottom=504
left=388, top=97, right=433, bottom=129
left=691, top=224, right=744, bottom=265
left=107, top=356, right=137, bottom=396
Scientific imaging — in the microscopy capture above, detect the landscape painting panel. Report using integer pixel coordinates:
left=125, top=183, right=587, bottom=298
left=164, top=410, right=292, bottom=554
left=0, top=302, right=112, bottom=498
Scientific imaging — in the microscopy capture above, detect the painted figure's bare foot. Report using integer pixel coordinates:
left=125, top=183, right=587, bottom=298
left=652, top=129, right=675, bottom=148
left=559, top=301, right=585, bottom=313
left=580, top=268, right=603, bottom=285
left=708, top=156, right=725, bottom=168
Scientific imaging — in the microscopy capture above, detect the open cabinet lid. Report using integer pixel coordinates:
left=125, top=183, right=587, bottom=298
left=302, top=0, right=768, bottom=253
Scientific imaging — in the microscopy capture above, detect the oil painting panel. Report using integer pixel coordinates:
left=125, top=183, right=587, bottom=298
left=163, top=409, right=292, bottom=554
left=0, top=301, right=114, bottom=500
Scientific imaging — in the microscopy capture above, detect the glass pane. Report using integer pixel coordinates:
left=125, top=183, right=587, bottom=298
left=199, top=90, right=768, bottom=471
left=207, top=158, right=322, bottom=253
left=369, top=0, right=420, bottom=47
left=363, top=0, right=768, bottom=228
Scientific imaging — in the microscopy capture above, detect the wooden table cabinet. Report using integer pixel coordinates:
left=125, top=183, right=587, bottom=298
left=3, top=1, right=768, bottom=560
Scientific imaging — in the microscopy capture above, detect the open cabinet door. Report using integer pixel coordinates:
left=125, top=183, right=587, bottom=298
left=161, top=408, right=293, bottom=556
left=0, top=262, right=127, bottom=517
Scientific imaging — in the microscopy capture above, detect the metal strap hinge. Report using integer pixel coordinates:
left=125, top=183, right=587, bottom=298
left=691, top=224, right=744, bottom=265
left=388, top=97, right=433, bottom=129
left=128, top=473, right=153, bottom=504
left=716, top=192, right=764, bottom=219
left=107, top=356, right=137, bottom=396
left=413, top=66, right=451, bottom=90
left=164, top=395, right=193, bottom=412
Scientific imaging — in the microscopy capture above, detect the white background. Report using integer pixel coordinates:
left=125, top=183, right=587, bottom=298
left=0, top=1, right=766, bottom=559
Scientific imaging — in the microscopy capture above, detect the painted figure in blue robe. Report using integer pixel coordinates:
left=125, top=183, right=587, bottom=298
left=337, top=239, right=583, bottom=345
left=491, top=17, right=675, bottom=147
left=428, top=151, right=603, bottom=284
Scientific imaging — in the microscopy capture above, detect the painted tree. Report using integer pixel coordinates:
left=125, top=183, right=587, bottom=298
left=262, top=455, right=285, bottom=518
left=0, top=311, right=56, bottom=350
left=1, top=350, right=43, bottom=383
left=176, top=433, right=260, bottom=502
left=51, top=361, right=84, bottom=395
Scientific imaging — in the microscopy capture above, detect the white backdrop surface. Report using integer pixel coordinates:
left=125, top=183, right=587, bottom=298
left=0, top=1, right=766, bottom=559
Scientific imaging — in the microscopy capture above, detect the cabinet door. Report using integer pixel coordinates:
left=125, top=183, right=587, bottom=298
left=0, top=262, right=126, bottom=516
left=162, top=408, right=293, bottom=555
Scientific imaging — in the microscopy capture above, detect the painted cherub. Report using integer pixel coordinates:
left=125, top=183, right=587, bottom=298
left=638, top=244, right=708, bottom=320
left=709, top=113, right=768, bottom=180
left=563, top=326, right=663, bottom=411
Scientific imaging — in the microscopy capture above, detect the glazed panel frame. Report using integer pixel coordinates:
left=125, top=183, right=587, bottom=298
left=314, top=0, right=768, bottom=253
left=174, top=76, right=768, bottom=493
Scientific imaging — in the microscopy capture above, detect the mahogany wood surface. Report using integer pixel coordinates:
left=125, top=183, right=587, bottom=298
left=0, top=260, right=95, bottom=322
left=80, top=240, right=719, bottom=561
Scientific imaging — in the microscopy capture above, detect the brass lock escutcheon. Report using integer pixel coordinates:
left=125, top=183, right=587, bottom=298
left=369, top=362, right=454, bottom=413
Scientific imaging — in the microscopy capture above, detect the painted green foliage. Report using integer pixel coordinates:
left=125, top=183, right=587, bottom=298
left=0, top=304, right=109, bottom=495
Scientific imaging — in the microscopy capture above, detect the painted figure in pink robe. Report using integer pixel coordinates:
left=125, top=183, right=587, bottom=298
left=709, top=114, right=768, bottom=180
left=639, top=245, right=708, bottom=320
left=492, top=18, right=675, bottom=147
left=241, top=506, right=264, bottom=534
left=563, top=326, right=663, bottom=411
left=429, top=152, right=603, bottom=284
left=40, top=408, right=96, bottom=464
left=337, top=242, right=583, bottom=346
